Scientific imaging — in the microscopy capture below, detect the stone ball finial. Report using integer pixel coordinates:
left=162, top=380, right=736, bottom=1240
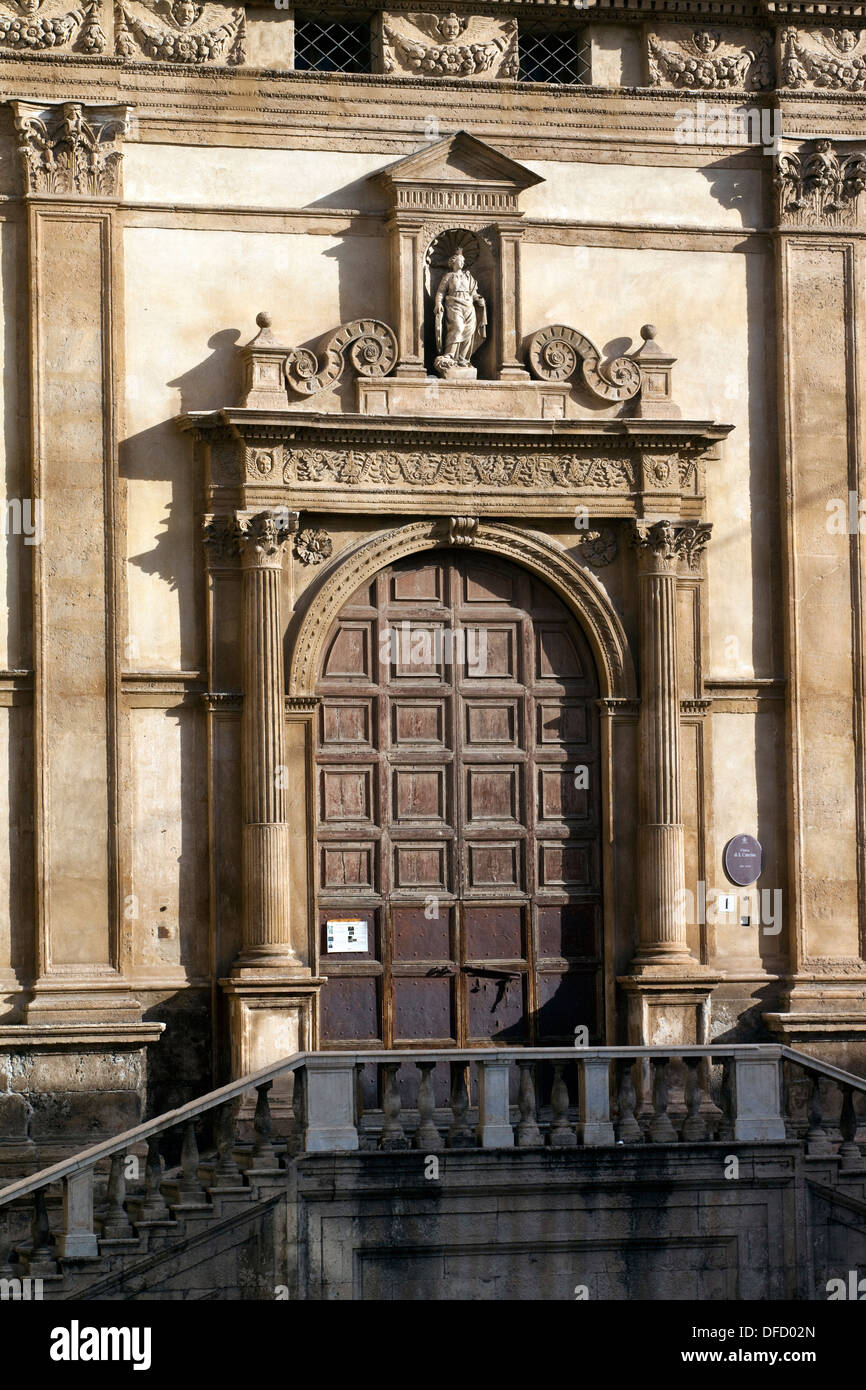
left=640, top=324, right=657, bottom=342
left=256, top=311, right=272, bottom=329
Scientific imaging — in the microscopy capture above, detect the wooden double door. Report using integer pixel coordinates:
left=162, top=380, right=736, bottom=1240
left=315, top=550, right=603, bottom=1048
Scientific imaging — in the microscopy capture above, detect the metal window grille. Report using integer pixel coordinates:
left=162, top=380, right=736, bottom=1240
left=294, top=15, right=371, bottom=73
left=518, top=28, right=590, bottom=85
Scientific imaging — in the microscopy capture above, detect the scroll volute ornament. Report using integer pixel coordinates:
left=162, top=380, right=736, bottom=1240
left=527, top=322, right=680, bottom=416
left=241, top=311, right=398, bottom=406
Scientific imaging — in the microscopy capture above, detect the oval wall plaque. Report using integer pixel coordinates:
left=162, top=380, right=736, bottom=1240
left=723, top=834, right=763, bottom=887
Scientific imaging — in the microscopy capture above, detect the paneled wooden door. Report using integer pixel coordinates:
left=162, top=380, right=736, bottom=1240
left=315, top=550, right=603, bottom=1048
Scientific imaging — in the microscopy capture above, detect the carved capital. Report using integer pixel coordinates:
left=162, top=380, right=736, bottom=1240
left=775, top=139, right=866, bottom=228
left=11, top=100, right=129, bottom=198
left=632, top=519, right=712, bottom=572
left=236, top=509, right=296, bottom=567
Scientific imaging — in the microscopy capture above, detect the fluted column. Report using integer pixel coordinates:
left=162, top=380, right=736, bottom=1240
left=632, top=520, right=711, bottom=965
left=237, top=509, right=295, bottom=968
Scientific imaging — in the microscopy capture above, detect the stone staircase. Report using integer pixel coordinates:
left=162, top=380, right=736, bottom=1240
left=2, top=1044, right=865, bottom=1300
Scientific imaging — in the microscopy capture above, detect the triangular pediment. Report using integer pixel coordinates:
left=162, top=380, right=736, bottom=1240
left=374, top=130, right=544, bottom=194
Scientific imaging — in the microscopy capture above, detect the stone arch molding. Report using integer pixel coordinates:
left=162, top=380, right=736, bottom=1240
left=287, top=520, right=636, bottom=700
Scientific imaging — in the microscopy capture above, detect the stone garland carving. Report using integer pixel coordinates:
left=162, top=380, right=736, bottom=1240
left=781, top=26, right=866, bottom=91
left=527, top=324, right=642, bottom=404
left=293, top=529, right=333, bottom=566
left=285, top=319, right=398, bottom=398
left=286, top=447, right=641, bottom=492
left=775, top=140, right=866, bottom=226
left=0, top=0, right=106, bottom=52
left=380, top=10, right=518, bottom=79
left=12, top=101, right=128, bottom=197
left=576, top=526, right=618, bottom=569
left=115, top=0, right=245, bottom=63
left=646, top=27, right=773, bottom=91
left=632, top=519, right=712, bottom=571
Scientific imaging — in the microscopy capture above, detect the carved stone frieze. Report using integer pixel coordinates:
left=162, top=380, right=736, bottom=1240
left=11, top=100, right=129, bottom=197
left=775, top=140, right=866, bottom=228
left=285, top=447, right=639, bottom=492
left=646, top=25, right=773, bottom=91
left=115, top=0, right=245, bottom=63
left=379, top=10, right=518, bottom=79
left=293, top=529, right=333, bottom=566
left=0, top=0, right=105, bottom=52
left=781, top=26, right=866, bottom=92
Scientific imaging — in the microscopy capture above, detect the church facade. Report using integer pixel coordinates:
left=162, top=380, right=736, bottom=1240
left=0, top=0, right=864, bottom=1171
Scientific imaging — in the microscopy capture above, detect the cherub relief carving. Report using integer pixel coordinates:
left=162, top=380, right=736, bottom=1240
left=115, top=0, right=244, bottom=63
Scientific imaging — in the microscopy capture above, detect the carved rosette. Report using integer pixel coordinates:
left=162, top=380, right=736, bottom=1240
left=646, top=25, right=773, bottom=91
left=781, top=26, right=866, bottom=92
left=775, top=140, right=866, bottom=227
left=378, top=10, right=518, bottom=78
left=293, top=529, right=333, bottom=566
left=12, top=100, right=129, bottom=197
left=115, top=0, right=245, bottom=64
left=577, top=526, right=618, bottom=569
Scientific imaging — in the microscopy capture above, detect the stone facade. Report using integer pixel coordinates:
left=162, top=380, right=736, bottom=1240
left=0, top=0, right=864, bottom=1163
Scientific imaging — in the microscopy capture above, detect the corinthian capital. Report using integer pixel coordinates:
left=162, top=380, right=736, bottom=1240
left=11, top=100, right=130, bottom=197
left=632, top=519, right=712, bottom=572
left=236, top=509, right=297, bottom=566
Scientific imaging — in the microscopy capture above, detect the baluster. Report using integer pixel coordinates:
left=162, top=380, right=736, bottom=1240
left=379, top=1062, right=410, bottom=1150
left=139, top=1135, right=170, bottom=1220
left=516, top=1060, right=543, bottom=1148
left=29, top=1188, right=56, bottom=1273
left=250, top=1083, right=281, bottom=1170
left=446, top=1061, right=475, bottom=1148
left=615, top=1059, right=642, bottom=1144
left=101, top=1152, right=134, bottom=1239
left=548, top=1062, right=577, bottom=1148
left=648, top=1057, right=677, bottom=1143
left=171, top=1120, right=208, bottom=1205
left=806, top=1075, right=834, bottom=1156
left=213, top=1099, right=245, bottom=1186
left=838, top=1086, right=863, bottom=1171
left=681, top=1057, right=708, bottom=1141
left=413, top=1062, right=442, bottom=1151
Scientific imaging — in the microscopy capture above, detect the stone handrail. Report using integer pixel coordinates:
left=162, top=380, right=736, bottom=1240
left=1, top=1043, right=863, bottom=1270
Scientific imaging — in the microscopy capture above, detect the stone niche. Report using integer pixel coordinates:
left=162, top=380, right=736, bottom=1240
left=240, top=130, right=683, bottom=424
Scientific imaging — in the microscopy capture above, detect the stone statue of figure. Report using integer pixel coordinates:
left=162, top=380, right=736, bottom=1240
left=434, top=250, right=487, bottom=375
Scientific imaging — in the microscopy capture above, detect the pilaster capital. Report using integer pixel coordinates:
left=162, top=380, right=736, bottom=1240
left=632, top=519, right=712, bottom=575
left=236, top=509, right=297, bottom=569
left=10, top=100, right=131, bottom=199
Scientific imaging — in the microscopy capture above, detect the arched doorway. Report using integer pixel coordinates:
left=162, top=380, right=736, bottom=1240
left=314, top=549, right=603, bottom=1047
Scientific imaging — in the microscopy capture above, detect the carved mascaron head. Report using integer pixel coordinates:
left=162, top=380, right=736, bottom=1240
left=834, top=27, right=859, bottom=52
left=15, top=0, right=43, bottom=16
left=693, top=29, right=721, bottom=54
left=171, top=0, right=200, bottom=27
left=437, top=12, right=465, bottom=42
